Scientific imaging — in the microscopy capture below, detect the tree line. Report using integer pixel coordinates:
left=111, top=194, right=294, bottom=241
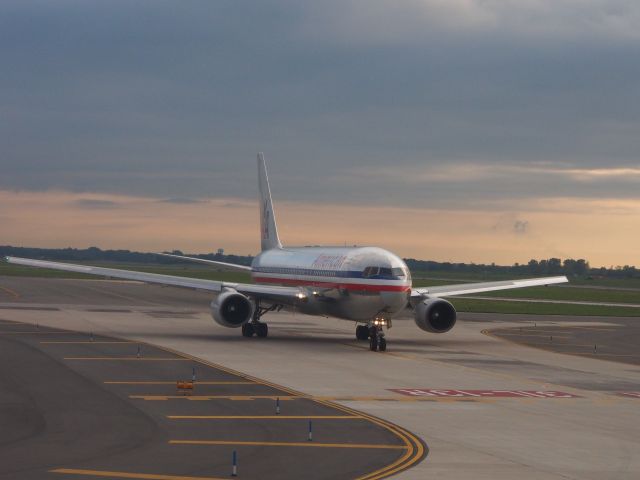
left=1, top=246, right=637, bottom=279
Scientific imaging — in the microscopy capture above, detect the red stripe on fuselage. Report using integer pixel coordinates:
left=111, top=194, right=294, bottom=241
left=253, top=276, right=410, bottom=292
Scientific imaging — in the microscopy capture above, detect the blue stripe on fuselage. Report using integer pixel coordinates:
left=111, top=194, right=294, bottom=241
left=251, top=266, right=404, bottom=281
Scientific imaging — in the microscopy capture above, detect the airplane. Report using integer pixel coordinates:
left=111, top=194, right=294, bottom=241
left=5, top=153, right=568, bottom=352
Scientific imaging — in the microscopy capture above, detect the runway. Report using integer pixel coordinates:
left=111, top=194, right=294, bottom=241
left=1, top=277, right=639, bottom=479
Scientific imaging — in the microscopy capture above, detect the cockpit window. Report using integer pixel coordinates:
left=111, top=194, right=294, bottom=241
left=379, top=267, right=392, bottom=277
left=391, top=267, right=405, bottom=278
left=364, top=266, right=407, bottom=279
left=363, top=266, right=379, bottom=278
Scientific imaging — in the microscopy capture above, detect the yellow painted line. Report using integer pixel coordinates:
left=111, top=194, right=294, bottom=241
left=168, top=415, right=362, bottom=419
left=0, top=331, right=70, bottom=334
left=50, top=468, right=224, bottom=480
left=42, top=341, right=136, bottom=344
left=145, top=342, right=426, bottom=479
left=64, top=357, right=189, bottom=361
left=0, top=286, right=20, bottom=299
left=131, top=395, right=300, bottom=400
left=170, top=440, right=407, bottom=449
left=105, top=381, right=253, bottom=385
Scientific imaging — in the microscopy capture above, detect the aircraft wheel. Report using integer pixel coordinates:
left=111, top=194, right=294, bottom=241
left=378, top=337, right=387, bottom=352
left=241, top=323, right=254, bottom=337
left=256, top=323, right=269, bottom=338
left=356, top=325, right=369, bottom=341
left=369, top=335, right=378, bottom=352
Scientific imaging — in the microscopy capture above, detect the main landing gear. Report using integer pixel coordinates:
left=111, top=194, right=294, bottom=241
left=355, top=319, right=389, bottom=352
left=242, top=301, right=280, bottom=338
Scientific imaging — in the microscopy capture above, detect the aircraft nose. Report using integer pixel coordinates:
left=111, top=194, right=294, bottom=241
left=380, top=291, right=408, bottom=312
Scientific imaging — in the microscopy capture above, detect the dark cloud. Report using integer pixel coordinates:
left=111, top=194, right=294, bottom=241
left=158, top=197, right=207, bottom=205
left=513, top=220, right=529, bottom=235
left=71, top=199, right=119, bottom=209
left=1, top=1, right=639, bottom=209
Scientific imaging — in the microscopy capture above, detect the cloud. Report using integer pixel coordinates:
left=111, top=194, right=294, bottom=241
left=301, top=1, right=640, bottom=45
left=158, top=197, right=208, bottom=204
left=1, top=189, right=638, bottom=267
left=513, top=220, right=529, bottom=235
left=71, top=199, right=120, bottom=209
left=0, top=1, right=638, bottom=232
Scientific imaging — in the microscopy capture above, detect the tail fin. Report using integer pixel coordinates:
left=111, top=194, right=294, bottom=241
left=257, top=152, right=283, bottom=251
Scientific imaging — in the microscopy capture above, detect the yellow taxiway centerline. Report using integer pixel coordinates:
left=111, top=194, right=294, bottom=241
left=0, top=331, right=70, bottom=335
left=167, top=415, right=362, bottom=419
left=64, top=357, right=190, bottom=361
left=0, top=286, right=20, bottom=299
left=131, top=395, right=300, bottom=400
left=50, top=469, right=224, bottom=480
left=106, top=381, right=253, bottom=385
left=170, top=440, right=407, bottom=449
left=42, top=341, right=136, bottom=344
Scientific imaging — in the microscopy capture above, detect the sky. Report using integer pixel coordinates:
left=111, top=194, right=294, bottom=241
left=1, top=1, right=639, bottom=267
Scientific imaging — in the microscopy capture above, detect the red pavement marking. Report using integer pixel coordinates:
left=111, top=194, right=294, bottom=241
left=389, top=389, right=580, bottom=398
left=618, top=392, right=640, bottom=399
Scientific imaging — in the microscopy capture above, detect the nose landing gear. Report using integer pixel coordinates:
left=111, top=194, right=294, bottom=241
left=368, top=325, right=387, bottom=352
left=356, top=318, right=390, bottom=352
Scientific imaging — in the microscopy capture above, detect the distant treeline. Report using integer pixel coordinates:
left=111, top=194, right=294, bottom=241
left=1, top=246, right=637, bottom=278
left=404, top=257, right=638, bottom=278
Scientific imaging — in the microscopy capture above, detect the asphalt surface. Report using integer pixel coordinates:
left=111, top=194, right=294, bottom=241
left=1, top=276, right=639, bottom=480
left=0, top=318, right=423, bottom=480
left=487, top=318, right=640, bottom=366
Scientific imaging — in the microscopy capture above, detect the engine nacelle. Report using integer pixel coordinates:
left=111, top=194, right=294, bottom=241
left=210, top=289, right=253, bottom=328
left=414, top=298, right=457, bottom=333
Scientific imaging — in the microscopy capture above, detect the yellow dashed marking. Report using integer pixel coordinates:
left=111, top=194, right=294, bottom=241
left=105, top=381, right=253, bottom=385
left=64, top=357, right=189, bottom=361
left=0, top=331, right=70, bottom=335
left=168, top=415, right=362, bottom=419
left=42, top=341, right=136, bottom=344
left=0, top=286, right=20, bottom=299
left=170, top=440, right=407, bottom=449
left=131, top=395, right=300, bottom=401
left=50, top=468, right=224, bottom=480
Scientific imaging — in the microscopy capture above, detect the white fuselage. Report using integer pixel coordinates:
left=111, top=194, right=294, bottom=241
left=251, top=246, right=412, bottom=321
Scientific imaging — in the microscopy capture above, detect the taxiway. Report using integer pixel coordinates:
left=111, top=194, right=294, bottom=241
left=1, top=277, right=639, bottom=479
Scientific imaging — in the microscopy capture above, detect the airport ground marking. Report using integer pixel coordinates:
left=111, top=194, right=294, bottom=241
left=106, top=381, right=254, bottom=385
left=131, top=395, right=301, bottom=401
left=42, top=341, right=136, bottom=344
left=482, top=328, right=639, bottom=367
left=152, top=342, right=427, bottom=480
left=50, top=469, right=225, bottom=480
left=0, top=286, right=20, bottom=299
left=0, top=331, right=71, bottom=334
left=64, top=357, right=190, bottom=361
left=170, top=439, right=407, bottom=449
left=618, top=392, right=640, bottom=399
left=167, top=415, right=362, bottom=419
left=4, top=320, right=425, bottom=480
left=389, top=389, right=581, bottom=399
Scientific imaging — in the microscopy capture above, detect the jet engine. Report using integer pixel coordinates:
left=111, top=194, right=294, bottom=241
left=414, top=298, right=457, bottom=333
left=211, top=289, right=253, bottom=328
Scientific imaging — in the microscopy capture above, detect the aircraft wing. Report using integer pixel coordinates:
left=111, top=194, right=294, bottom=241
left=156, top=252, right=252, bottom=271
left=4, top=256, right=304, bottom=303
left=411, top=275, right=568, bottom=298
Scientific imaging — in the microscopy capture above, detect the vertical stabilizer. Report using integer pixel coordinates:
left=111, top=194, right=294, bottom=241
left=258, top=153, right=283, bottom=251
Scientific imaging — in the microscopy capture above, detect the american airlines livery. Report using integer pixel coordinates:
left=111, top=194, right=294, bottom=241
left=5, top=154, right=568, bottom=352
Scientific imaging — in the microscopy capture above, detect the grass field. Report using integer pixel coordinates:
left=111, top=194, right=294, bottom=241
left=467, top=286, right=640, bottom=304
left=2, top=261, right=638, bottom=316
left=450, top=298, right=640, bottom=317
